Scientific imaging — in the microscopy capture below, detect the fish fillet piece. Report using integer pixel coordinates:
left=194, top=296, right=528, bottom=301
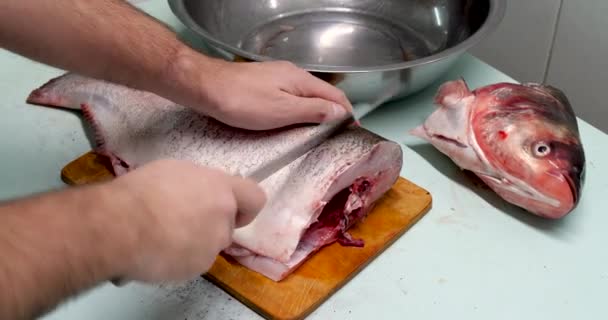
left=27, top=73, right=404, bottom=281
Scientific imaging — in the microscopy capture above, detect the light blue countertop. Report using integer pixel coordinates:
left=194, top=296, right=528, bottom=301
left=1, top=1, right=607, bottom=319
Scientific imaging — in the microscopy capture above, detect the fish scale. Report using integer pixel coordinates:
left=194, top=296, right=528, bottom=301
left=26, top=73, right=404, bottom=281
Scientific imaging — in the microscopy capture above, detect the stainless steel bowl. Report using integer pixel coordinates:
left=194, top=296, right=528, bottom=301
left=169, top=0, right=505, bottom=104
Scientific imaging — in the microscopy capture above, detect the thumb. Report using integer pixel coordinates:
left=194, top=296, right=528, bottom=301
left=229, top=176, right=267, bottom=228
left=286, top=96, right=352, bottom=124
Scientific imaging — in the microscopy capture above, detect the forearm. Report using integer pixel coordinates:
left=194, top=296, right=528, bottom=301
left=0, top=0, right=217, bottom=102
left=0, top=184, right=135, bottom=320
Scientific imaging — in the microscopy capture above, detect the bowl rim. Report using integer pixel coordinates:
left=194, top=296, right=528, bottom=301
left=168, top=0, right=506, bottom=73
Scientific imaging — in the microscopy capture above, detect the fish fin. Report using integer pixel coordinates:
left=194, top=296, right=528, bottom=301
left=408, top=125, right=429, bottom=140
left=434, top=78, right=471, bottom=107
left=26, top=73, right=80, bottom=110
left=80, top=103, right=106, bottom=151
left=80, top=101, right=131, bottom=176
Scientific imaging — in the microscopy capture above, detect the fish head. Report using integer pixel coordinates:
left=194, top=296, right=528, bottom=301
left=470, top=82, right=586, bottom=218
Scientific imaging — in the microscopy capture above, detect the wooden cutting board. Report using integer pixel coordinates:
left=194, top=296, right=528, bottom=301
left=61, top=151, right=432, bottom=320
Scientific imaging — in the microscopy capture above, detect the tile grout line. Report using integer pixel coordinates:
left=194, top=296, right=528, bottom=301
left=542, top=0, right=564, bottom=84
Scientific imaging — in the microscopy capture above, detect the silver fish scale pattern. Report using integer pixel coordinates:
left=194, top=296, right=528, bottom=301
left=73, top=77, right=386, bottom=181
left=30, top=73, right=394, bottom=181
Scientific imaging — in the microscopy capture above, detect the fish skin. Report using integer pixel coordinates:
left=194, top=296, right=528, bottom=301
left=410, top=78, right=585, bottom=219
left=26, top=73, right=404, bottom=280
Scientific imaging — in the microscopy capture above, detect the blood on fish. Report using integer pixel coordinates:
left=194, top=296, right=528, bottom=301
left=357, top=180, right=371, bottom=193
left=302, top=179, right=374, bottom=249
left=498, top=130, right=508, bottom=140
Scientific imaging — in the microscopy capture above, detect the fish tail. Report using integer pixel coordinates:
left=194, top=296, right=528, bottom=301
left=26, top=73, right=132, bottom=176
left=26, top=73, right=81, bottom=110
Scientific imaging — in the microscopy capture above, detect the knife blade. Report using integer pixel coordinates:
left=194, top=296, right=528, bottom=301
left=245, top=80, right=402, bottom=183
left=246, top=114, right=354, bottom=182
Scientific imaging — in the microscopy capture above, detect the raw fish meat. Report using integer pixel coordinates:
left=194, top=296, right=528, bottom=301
left=26, top=73, right=403, bottom=281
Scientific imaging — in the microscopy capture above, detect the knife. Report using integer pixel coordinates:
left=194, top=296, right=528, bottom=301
left=246, top=80, right=403, bottom=183
left=109, top=80, right=401, bottom=287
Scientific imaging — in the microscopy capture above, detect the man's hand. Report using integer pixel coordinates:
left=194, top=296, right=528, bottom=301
left=158, top=48, right=354, bottom=130
left=0, top=0, right=352, bottom=131
left=108, top=159, right=266, bottom=282
left=0, top=159, right=266, bottom=319
left=200, top=60, right=353, bottom=130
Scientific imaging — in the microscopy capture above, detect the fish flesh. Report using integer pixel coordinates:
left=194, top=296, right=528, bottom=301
left=410, top=79, right=585, bottom=219
left=26, top=73, right=403, bottom=281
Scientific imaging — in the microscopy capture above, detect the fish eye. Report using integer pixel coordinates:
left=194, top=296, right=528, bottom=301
left=533, top=142, right=552, bottom=157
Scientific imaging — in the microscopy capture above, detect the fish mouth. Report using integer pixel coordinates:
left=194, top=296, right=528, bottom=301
left=561, top=169, right=582, bottom=205
left=476, top=173, right=561, bottom=208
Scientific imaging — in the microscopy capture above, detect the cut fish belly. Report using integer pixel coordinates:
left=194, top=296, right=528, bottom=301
left=26, top=73, right=404, bottom=281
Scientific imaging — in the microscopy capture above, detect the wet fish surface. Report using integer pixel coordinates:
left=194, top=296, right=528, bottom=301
left=411, top=79, right=585, bottom=219
left=26, top=73, right=404, bottom=281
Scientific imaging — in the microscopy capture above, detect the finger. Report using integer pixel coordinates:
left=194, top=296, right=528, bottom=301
left=229, top=176, right=267, bottom=228
left=288, top=71, right=353, bottom=114
left=279, top=95, right=350, bottom=124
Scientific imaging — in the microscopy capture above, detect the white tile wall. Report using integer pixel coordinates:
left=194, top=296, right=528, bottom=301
left=469, top=0, right=562, bottom=83
left=545, top=0, right=608, bottom=133
left=470, top=0, right=608, bottom=133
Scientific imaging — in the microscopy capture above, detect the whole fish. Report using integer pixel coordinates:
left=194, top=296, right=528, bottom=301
left=26, top=73, right=403, bottom=281
left=410, top=79, right=585, bottom=219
